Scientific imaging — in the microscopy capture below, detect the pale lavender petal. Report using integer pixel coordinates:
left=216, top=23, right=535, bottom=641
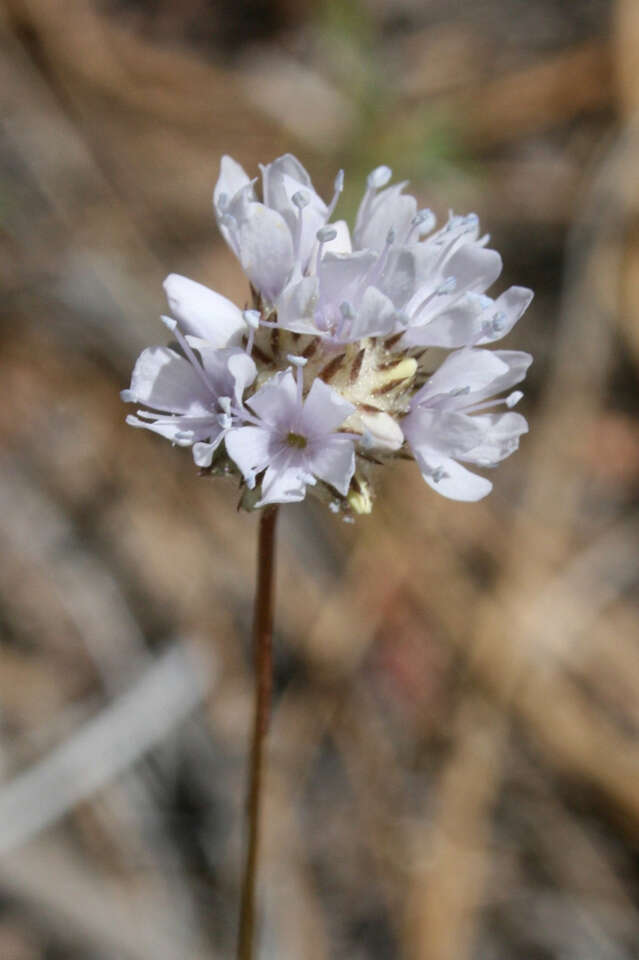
left=129, top=346, right=212, bottom=414
left=476, top=287, right=534, bottom=344
left=227, top=351, right=258, bottom=402
left=276, top=276, right=319, bottom=333
left=319, top=251, right=376, bottom=304
left=193, top=434, right=225, bottom=468
left=307, top=435, right=355, bottom=495
left=246, top=370, right=299, bottom=427
left=125, top=415, right=183, bottom=442
left=421, top=454, right=493, bottom=501
left=257, top=464, right=307, bottom=506
left=444, top=243, right=502, bottom=295
left=261, top=154, right=312, bottom=207
left=225, top=426, right=272, bottom=480
left=234, top=197, right=295, bottom=301
left=462, top=350, right=533, bottom=407
left=350, top=286, right=396, bottom=339
left=462, top=411, right=528, bottom=465
left=323, top=220, right=351, bottom=256
left=261, top=157, right=328, bottom=267
left=355, top=182, right=417, bottom=251
left=301, top=377, right=355, bottom=434
left=404, top=407, right=486, bottom=457
left=213, top=155, right=250, bottom=215
left=380, top=248, right=417, bottom=308
left=163, top=274, right=245, bottom=347
left=413, top=349, right=509, bottom=406
left=405, top=429, right=493, bottom=501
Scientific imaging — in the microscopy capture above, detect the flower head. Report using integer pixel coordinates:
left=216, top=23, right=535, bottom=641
left=123, top=154, right=533, bottom=516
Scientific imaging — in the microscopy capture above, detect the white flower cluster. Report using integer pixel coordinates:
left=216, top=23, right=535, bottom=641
left=123, top=154, right=533, bottom=514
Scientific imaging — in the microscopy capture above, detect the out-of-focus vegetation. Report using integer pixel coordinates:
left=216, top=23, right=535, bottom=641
left=1, top=0, right=639, bottom=957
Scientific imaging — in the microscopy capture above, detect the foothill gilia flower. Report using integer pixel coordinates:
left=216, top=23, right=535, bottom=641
left=123, top=154, right=533, bottom=515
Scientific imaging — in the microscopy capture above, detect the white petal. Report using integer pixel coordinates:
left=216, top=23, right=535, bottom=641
left=476, top=286, right=533, bottom=344
left=308, top=435, right=355, bottom=495
left=227, top=351, right=258, bottom=402
left=276, top=276, right=319, bottom=332
left=487, top=350, right=533, bottom=393
left=261, top=156, right=328, bottom=267
left=415, top=349, right=509, bottom=406
left=233, top=197, right=295, bottom=302
left=405, top=429, right=493, bottom=501
left=261, top=154, right=312, bottom=206
left=421, top=454, right=493, bottom=501
left=351, top=286, right=396, bottom=339
left=225, top=426, right=271, bottom=479
left=164, top=274, right=244, bottom=347
left=129, top=346, right=212, bottom=414
left=404, top=407, right=486, bottom=457
left=380, top=248, right=417, bottom=308
left=247, top=370, right=298, bottom=427
left=323, top=220, right=352, bottom=256
left=192, top=436, right=224, bottom=468
left=354, top=182, right=417, bottom=251
left=403, top=293, right=488, bottom=349
left=302, top=378, right=355, bottom=435
left=126, top=414, right=182, bottom=442
left=319, top=251, right=376, bottom=304
left=305, top=220, right=352, bottom=276
left=460, top=350, right=532, bottom=407
left=350, top=409, right=404, bottom=452
left=445, top=243, right=502, bottom=294
left=214, top=155, right=250, bottom=213
left=463, top=411, right=528, bottom=465
left=257, top=464, right=307, bottom=506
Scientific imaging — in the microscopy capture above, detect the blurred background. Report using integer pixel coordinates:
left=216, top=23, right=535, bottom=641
left=1, top=0, right=639, bottom=957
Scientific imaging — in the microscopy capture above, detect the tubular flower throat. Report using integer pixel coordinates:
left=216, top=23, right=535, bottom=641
left=123, top=154, right=533, bottom=515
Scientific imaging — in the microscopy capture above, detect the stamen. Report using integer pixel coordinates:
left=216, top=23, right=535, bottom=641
left=292, top=191, right=310, bottom=258
left=243, top=308, right=260, bottom=353
left=120, top=389, right=136, bottom=403
left=326, top=169, right=344, bottom=219
left=315, top=225, right=338, bottom=272
left=292, top=191, right=310, bottom=210
left=286, top=431, right=308, bottom=450
left=356, top=166, right=392, bottom=241
left=317, top=226, right=337, bottom=243
left=161, top=315, right=218, bottom=399
left=465, top=390, right=524, bottom=414
left=367, top=165, right=392, bottom=189
left=243, top=310, right=260, bottom=329
left=357, top=228, right=396, bottom=297
left=406, top=208, right=436, bottom=242
left=287, top=353, right=308, bottom=401
left=431, top=467, right=449, bottom=484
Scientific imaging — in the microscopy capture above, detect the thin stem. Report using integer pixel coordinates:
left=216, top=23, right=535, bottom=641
left=237, top=505, right=278, bottom=960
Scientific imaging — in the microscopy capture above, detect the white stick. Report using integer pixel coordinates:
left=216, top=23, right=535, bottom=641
left=0, top=643, right=209, bottom=855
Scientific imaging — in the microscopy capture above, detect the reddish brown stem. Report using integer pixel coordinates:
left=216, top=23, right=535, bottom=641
left=237, top=505, right=278, bottom=960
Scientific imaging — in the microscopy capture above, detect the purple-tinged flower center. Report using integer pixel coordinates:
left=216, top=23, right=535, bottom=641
left=286, top=431, right=307, bottom=449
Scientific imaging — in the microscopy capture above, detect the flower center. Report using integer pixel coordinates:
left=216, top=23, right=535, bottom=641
left=286, top=431, right=307, bottom=449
